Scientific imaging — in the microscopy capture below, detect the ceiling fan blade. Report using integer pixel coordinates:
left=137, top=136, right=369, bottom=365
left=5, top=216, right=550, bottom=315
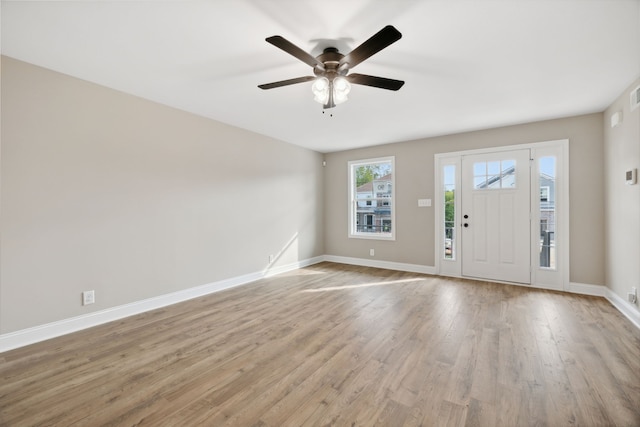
left=339, top=25, right=402, bottom=69
left=258, top=76, right=316, bottom=90
left=266, top=36, right=325, bottom=70
left=346, top=73, right=405, bottom=91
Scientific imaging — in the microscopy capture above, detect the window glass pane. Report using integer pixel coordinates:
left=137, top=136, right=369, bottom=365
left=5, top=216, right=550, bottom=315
left=487, top=161, right=500, bottom=175
left=350, top=158, right=393, bottom=237
left=473, top=162, right=486, bottom=176
left=443, top=165, right=456, bottom=259
left=501, top=160, right=516, bottom=188
left=474, top=159, right=517, bottom=189
left=502, top=159, right=515, bottom=171
left=444, top=166, right=455, bottom=186
left=474, top=176, right=486, bottom=189
left=487, top=175, right=501, bottom=188
left=540, top=187, right=549, bottom=202
left=539, top=156, right=556, bottom=269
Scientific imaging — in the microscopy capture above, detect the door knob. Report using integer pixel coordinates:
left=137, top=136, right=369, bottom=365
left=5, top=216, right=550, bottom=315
left=464, top=223, right=469, bottom=228
left=463, top=214, right=469, bottom=219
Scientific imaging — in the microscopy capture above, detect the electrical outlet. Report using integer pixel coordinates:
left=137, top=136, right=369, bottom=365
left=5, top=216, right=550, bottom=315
left=628, top=287, right=637, bottom=304
left=82, top=290, right=95, bottom=306
left=269, top=254, right=274, bottom=263
left=370, top=249, right=375, bottom=256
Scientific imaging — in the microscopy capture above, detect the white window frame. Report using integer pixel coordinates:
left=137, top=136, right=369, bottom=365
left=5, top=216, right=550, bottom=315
left=530, top=142, right=568, bottom=290
left=348, top=156, right=396, bottom=240
left=435, top=156, right=461, bottom=277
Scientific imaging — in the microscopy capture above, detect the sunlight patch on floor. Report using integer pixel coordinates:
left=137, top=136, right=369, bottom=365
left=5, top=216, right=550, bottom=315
left=300, top=277, right=424, bottom=293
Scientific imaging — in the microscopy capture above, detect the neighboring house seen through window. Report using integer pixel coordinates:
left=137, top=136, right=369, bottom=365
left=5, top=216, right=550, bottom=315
left=349, top=156, right=395, bottom=240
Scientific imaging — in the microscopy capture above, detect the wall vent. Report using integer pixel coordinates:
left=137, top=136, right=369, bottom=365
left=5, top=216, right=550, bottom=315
left=631, top=85, right=640, bottom=111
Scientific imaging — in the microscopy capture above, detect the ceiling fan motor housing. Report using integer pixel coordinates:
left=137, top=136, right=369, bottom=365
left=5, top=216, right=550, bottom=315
left=314, top=48, right=348, bottom=80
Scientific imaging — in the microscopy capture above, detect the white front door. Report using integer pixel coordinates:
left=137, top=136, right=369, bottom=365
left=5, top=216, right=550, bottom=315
left=461, top=149, right=531, bottom=284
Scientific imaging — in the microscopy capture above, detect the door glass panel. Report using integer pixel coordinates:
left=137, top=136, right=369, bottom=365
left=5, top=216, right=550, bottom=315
left=473, top=162, right=486, bottom=176
left=539, top=156, right=556, bottom=269
left=473, top=160, right=517, bottom=189
left=487, top=174, right=501, bottom=188
left=502, top=160, right=516, bottom=188
left=443, top=165, right=456, bottom=259
left=487, top=161, right=500, bottom=175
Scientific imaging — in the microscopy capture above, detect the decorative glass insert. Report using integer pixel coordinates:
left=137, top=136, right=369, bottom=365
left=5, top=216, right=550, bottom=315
left=539, top=156, right=556, bottom=269
left=443, top=165, right=456, bottom=259
left=473, top=160, right=516, bottom=189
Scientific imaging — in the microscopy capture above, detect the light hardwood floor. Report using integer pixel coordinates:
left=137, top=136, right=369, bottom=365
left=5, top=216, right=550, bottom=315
left=1, top=262, right=639, bottom=426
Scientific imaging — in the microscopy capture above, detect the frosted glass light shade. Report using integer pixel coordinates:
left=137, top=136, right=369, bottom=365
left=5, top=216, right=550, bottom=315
left=333, top=77, right=351, bottom=105
left=312, top=77, right=330, bottom=104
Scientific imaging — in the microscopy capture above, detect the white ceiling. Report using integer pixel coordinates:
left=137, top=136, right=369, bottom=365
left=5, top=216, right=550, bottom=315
left=2, top=0, right=639, bottom=153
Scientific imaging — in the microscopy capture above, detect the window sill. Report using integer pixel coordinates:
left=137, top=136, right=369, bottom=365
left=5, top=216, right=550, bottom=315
left=349, top=233, right=395, bottom=241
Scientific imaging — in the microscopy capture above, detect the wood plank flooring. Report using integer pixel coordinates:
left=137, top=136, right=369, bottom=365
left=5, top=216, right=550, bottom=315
left=1, top=262, right=639, bottom=426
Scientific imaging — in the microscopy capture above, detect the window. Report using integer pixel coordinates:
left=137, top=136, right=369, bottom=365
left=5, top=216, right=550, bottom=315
left=349, top=156, right=395, bottom=240
left=539, top=157, right=556, bottom=269
left=443, top=164, right=456, bottom=259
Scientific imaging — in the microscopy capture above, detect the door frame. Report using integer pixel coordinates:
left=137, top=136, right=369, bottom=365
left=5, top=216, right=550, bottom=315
left=434, top=139, right=569, bottom=291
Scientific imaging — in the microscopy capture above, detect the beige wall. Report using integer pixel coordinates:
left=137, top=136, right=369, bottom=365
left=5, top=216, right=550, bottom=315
left=324, top=113, right=605, bottom=286
left=604, top=78, right=640, bottom=313
left=0, top=56, right=324, bottom=333
left=2, top=53, right=631, bottom=336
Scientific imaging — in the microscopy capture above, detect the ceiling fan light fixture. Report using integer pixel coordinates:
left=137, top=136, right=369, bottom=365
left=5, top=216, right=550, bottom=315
left=260, top=26, right=404, bottom=109
left=312, top=77, right=330, bottom=104
left=332, top=76, right=351, bottom=105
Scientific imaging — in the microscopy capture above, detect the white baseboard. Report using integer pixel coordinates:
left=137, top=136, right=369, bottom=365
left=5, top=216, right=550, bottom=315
left=264, top=256, right=325, bottom=277
left=605, top=288, right=640, bottom=330
left=0, top=256, right=325, bottom=353
left=3, top=256, right=637, bottom=353
left=567, top=281, right=606, bottom=297
left=566, top=282, right=639, bottom=329
left=323, top=255, right=436, bottom=275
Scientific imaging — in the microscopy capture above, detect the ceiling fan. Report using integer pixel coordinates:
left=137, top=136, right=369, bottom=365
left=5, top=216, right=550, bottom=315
left=258, top=25, right=404, bottom=109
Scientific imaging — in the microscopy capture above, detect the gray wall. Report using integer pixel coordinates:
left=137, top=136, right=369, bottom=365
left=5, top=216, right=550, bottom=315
left=324, top=113, right=605, bottom=286
left=604, top=78, right=640, bottom=314
left=0, top=56, right=325, bottom=333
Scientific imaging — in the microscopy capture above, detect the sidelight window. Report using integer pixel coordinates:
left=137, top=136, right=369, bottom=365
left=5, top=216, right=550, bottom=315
left=443, top=164, right=456, bottom=259
left=539, top=156, right=556, bottom=269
